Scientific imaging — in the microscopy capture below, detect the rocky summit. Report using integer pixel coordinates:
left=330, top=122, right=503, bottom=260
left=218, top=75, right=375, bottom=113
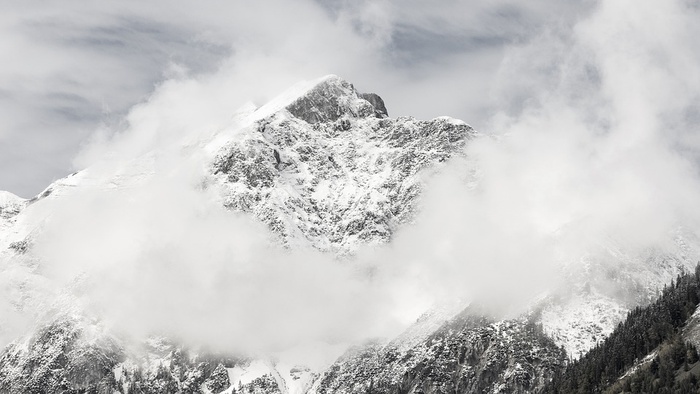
left=0, top=75, right=699, bottom=394
left=211, top=75, right=476, bottom=252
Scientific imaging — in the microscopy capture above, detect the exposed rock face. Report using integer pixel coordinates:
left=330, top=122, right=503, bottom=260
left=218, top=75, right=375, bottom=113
left=314, top=309, right=566, bottom=394
left=0, top=318, right=124, bottom=394
left=0, top=320, right=249, bottom=394
left=285, top=76, right=385, bottom=124
left=212, top=76, right=475, bottom=252
left=359, top=93, right=388, bottom=118
left=0, top=191, right=24, bottom=233
left=1, top=74, right=696, bottom=394
left=212, top=78, right=476, bottom=253
left=0, top=75, right=478, bottom=394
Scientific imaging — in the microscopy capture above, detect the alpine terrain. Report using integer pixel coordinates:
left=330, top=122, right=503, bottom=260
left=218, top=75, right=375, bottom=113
left=0, top=75, right=699, bottom=394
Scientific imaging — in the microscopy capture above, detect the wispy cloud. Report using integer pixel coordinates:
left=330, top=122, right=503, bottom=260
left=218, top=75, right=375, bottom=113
left=0, top=0, right=588, bottom=197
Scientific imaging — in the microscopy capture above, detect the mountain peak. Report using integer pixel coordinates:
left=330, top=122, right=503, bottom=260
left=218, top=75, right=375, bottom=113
left=0, top=190, right=23, bottom=206
left=252, top=75, right=388, bottom=124
left=285, top=75, right=388, bottom=124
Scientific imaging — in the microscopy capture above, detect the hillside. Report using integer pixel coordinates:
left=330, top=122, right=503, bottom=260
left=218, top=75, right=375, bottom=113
left=544, top=265, right=700, bottom=393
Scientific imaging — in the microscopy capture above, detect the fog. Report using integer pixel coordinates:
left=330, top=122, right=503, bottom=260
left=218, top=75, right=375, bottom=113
left=0, top=0, right=587, bottom=197
left=2, top=0, right=700, bottom=357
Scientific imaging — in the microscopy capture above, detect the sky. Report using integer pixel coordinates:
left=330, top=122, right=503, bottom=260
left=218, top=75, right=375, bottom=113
left=0, top=0, right=592, bottom=198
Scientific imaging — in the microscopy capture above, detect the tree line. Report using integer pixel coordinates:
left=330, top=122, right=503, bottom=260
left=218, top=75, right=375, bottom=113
left=543, top=264, right=700, bottom=393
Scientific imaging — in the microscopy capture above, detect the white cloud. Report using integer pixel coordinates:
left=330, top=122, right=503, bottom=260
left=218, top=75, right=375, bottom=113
left=3, top=0, right=700, bottom=356
left=0, top=0, right=588, bottom=197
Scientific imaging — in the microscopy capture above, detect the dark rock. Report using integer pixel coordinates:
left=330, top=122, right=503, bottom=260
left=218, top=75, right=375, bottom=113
left=285, top=76, right=376, bottom=124
left=286, top=77, right=356, bottom=124
left=0, top=76, right=482, bottom=393
left=360, top=93, right=388, bottom=118
left=213, top=103, right=475, bottom=252
left=212, top=141, right=278, bottom=189
left=337, top=119, right=351, bottom=131
left=273, top=149, right=281, bottom=166
left=8, top=239, right=29, bottom=254
left=0, top=318, right=124, bottom=394
left=315, top=308, right=566, bottom=394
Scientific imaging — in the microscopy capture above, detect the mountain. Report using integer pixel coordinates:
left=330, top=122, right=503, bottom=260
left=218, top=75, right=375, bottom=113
left=0, top=191, right=24, bottom=238
left=544, top=266, right=700, bottom=393
left=210, top=75, right=475, bottom=252
left=0, top=75, right=698, bottom=394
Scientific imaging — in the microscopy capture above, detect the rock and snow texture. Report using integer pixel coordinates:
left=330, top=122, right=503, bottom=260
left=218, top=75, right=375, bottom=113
left=210, top=75, right=476, bottom=252
left=0, top=75, right=477, bottom=393
left=0, top=74, right=699, bottom=393
left=539, top=292, right=629, bottom=360
left=0, top=191, right=24, bottom=240
left=312, top=309, right=566, bottom=394
left=538, top=231, right=700, bottom=359
left=0, top=192, right=23, bottom=220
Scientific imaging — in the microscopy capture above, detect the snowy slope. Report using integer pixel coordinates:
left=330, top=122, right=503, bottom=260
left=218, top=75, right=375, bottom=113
left=539, top=229, right=700, bottom=359
left=0, top=191, right=24, bottom=236
left=0, top=75, right=476, bottom=393
left=1, top=74, right=699, bottom=393
left=209, top=75, right=476, bottom=252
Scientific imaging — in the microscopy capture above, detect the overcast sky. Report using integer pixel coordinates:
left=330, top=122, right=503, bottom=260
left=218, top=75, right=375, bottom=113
left=0, top=0, right=594, bottom=198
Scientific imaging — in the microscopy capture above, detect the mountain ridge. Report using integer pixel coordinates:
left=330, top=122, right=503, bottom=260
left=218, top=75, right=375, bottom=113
left=0, top=75, right=478, bottom=393
left=0, top=75, right=698, bottom=393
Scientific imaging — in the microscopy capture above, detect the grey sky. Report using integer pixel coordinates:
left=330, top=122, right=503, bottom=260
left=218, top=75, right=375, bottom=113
left=0, top=0, right=592, bottom=197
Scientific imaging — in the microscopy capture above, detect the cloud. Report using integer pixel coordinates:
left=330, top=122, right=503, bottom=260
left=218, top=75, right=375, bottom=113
left=454, top=0, right=700, bottom=299
left=30, top=181, right=368, bottom=351
left=20, top=137, right=407, bottom=353
left=0, top=0, right=589, bottom=197
left=0, top=2, right=230, bottom=197
left=3, top=0, right=700, bottom=357
left=339, top=0, right=700, bottom=317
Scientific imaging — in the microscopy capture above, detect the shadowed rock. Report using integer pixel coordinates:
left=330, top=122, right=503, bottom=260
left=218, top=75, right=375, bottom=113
left=285, top=75, right=387, bottom=124
left=360, top=92, right=388, bottom=118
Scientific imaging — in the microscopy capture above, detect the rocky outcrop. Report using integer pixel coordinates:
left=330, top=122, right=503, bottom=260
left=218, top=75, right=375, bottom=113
left=359, top=93, right=388, bottom=118
left=0, top=319, right=248, bottom=394
left=0, top=318, right=124, bottom=394
left=4, top=74, right=685, bottom=393
left=314, top=308, right=566, bottom=394
left=212, top=76, right=476, bottom=252
left=0, top=75, right=479, bottom=393
left=285, top=76, right=383, bottom=124
left=0, top=192, right=24, bottom=234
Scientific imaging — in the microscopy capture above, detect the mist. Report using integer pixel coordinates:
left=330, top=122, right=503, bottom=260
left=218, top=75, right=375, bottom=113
left=358, top=0, right=700, bottom=318
left=2, top=0, right=700, bottom=358
left=24, top=148, right=398, bottom=353
left=0, top=0, right=587, bottom=197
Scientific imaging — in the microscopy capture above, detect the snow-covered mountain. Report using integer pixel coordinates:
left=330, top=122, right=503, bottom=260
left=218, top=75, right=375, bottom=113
left=210, top=75, right=476, bottom=253
left=0, top=75, right=698, bottom=393
left=0, top=191, right=24, bottom=236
